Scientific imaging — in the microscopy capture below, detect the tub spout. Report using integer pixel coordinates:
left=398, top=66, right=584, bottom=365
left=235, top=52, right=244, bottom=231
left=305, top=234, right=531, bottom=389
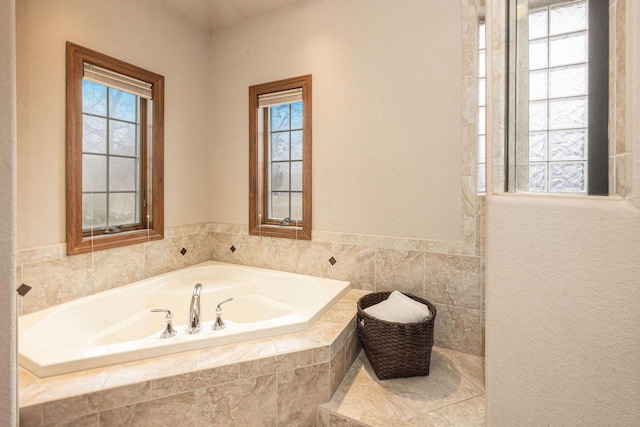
left=186, top=283, right=202, bottom=334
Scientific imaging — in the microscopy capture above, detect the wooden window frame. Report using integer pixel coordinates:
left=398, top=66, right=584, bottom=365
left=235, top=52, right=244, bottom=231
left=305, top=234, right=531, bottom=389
left=249, top=75, right=312, bottom=240
left=66, top=42, right=164, bottom=255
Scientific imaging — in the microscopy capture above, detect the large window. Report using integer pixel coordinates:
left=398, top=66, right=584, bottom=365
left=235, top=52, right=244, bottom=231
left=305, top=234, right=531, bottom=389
left=508, top=0, right=608, bottom=195
left=66, top=42, right=164, bottom=254
left=249, top=75, right=312, bottom=240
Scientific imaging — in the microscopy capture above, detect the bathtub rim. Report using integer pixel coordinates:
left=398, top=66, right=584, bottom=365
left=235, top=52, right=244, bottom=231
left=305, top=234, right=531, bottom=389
left=18, top=261, right=351, bottom=378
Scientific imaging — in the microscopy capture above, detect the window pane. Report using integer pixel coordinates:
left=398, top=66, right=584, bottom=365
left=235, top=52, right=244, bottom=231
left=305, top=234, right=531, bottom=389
left=109, top=120, right=137, bottom=157
left=83, top=115, right=107, bottom=154
left=291, top=131, right=303, bottom=160
left=549, top=33, right=587, bottom=67
left=529, top=162, right=548, bottom=192
left=271, top=162, right=290, bottom=191
left=549, top=64, right=587, bottom=98
left=271, top=192, right=289, bottom=219
left=82, top=80, right=107, bottom=116
left=478, top=164, right=486, bottom=193
left=82, top=193, right=107, bottom=229
left=82, top=154, right=107, bottom=192
left=271, top=104, right=290, bottom=131
left=549, top=161, right=585, bottom=192
left=291, top=193, right=302, bottom=221
left=550, top=1, right=587, bottom=36
left=271, top=132, right=289, bottom=161
left=109, top=192, right=137, bottom=226
left=479, top=78, right=486, bottom=107
left=529, top=101, right=548, bottom=131
left=478, top=107, right=486, bottom=134
left=529, top=39, right=548, bottom=70
left=479, top=22, right=486, bottom=50
left=109, top=157, right=137, bottom=192
left=479, top=50, right=486, bottom=78
left=529, top=132, right=547, bottom=161
left=549, top=129, right=587, bottom=160
left=291, top=101, right=303, bottom=130
left=109, top=88, right=137, bottom=122
left=529, top=9, right=548, bottom=39
left=478, top=135, right=486, bottom=162
left=291, top=161, right=302, bottom=191
left=549, top=97, right=587, bottom=129
left=529, top=70, right=548, bottom=101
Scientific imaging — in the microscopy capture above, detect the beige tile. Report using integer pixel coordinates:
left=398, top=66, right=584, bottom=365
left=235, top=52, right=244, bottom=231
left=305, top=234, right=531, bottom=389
left=210, top=232, right=236, bottom=264
left=375, top=249, right=424, bottom=296
left=319, top=357, right=408, bottom=427
left=269, top=236, right=299, bottom=273
left=406, top=395, right=486, bottom=426
left=46, top=413, right=100, bottom=427
left=149, top=364, right=238, bottom=398
left=182, top=232, right=214, bottom=266
left=345, top=330, right=361, bottom=371
left=322, top=350, right=483, bottom=425
left=143, top=236, right=184, bottom=277
left=277, top=363, right=330, bottom=426
left=433, top=303, right=484, bottom=356
left=42, top=395, right=97, bottom=426
left=99, top=391, right=197, bottom=427
left=425, top=254, right=482, bottom=309
left=91, top=244, right=145, bottom=293
left=237, top=350, right=313, bottom=379
left=196, top=374, right=277, bottom=426
left=435, top=347, right=485, bottom=392
left=19, top=404, right=43, bottom=427
left=329, top=244, right=375, bottom=291
left=330, top=342, right=347, bottom=396
left=22, top=253, right=93, bottom=314
left=92, top=382, right=151, bottom=411
left=17, top=244, right=65, bottom=265
left=295, top=240, right=333, bottom=277
left=327, top=413, right=368, bottom=427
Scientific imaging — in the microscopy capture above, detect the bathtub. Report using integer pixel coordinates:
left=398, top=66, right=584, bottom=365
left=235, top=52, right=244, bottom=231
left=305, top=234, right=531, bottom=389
left=19, top=261, right=351, bottom=378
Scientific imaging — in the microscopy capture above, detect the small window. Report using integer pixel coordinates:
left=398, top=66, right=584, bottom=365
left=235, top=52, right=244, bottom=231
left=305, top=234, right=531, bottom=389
left=507, top=0, right=608, bottom=195
left=66, top=42, right=164, bottom=254
left=249, top=75, right=312, bottom=240
left=478, top=20, right=487, bottom=193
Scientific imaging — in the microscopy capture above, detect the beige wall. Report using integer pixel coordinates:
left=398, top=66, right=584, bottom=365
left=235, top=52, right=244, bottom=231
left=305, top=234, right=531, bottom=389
left=209, top=0, right=463, bottom=241
left=485, top=0, right=640, bottom=425
left=0, top=0, right=17, bottom=423
left=16, top=0, right=212, bottom=249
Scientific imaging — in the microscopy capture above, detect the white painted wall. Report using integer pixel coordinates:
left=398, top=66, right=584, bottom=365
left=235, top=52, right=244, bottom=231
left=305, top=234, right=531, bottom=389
left=16, top=0, right=212, bottom=249
left=485, top=2, right=640, bottom=425
left=209, top=0, right=463, bottom=241
left=0, top=0, right=17, bottom=423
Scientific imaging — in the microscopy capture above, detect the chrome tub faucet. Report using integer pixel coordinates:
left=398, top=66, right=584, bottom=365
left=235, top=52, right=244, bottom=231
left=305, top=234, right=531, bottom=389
left=186, top=283, right=202, bottom=334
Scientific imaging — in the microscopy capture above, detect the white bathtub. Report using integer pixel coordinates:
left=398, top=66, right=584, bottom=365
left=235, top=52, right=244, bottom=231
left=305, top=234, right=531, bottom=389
left=19, top=261, right=351, bottom=378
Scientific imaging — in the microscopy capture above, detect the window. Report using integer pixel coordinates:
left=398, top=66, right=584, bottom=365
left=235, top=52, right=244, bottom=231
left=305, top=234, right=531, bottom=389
left=249, top=75, right=312, bottom=240
left=478, top=20, right=487, bottom=193
left=507, top=0, right=608, bottom=194
left=66, top=42, right=164, bottom=254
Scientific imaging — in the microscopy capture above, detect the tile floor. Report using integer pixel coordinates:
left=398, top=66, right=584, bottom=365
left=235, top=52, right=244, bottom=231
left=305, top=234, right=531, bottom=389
left=318, top=347, right=485, bottom=426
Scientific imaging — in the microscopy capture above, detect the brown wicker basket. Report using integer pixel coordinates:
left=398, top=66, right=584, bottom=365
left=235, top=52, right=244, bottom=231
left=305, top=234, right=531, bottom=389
left=357, top=292, right=436, bottom=380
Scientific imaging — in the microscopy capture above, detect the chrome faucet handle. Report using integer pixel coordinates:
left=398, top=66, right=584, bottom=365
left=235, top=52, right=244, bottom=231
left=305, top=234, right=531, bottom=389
left=151, top=309, right=178, bottom=339
left=279, top=217, right=291, bottom=226
left=213, top=298, right=234, bottom=331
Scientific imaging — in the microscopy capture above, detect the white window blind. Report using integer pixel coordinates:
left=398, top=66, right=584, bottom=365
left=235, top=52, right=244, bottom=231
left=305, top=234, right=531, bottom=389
left=258, top=88, right=302, bottom=108
left=83, top=62, right=153, bottom=100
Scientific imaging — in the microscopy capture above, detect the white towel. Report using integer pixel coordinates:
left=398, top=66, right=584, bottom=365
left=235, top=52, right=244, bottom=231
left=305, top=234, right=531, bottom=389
left=363, top=291, right=431, bottom=323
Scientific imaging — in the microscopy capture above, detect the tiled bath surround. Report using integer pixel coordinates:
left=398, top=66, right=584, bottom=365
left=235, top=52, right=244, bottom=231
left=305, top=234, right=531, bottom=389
left=19, top=291, right=364, bottom=426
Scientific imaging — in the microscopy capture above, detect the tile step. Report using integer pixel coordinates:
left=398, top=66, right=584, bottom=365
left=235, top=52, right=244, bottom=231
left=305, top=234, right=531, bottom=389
left=318, top=347, right=486, bottom=426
